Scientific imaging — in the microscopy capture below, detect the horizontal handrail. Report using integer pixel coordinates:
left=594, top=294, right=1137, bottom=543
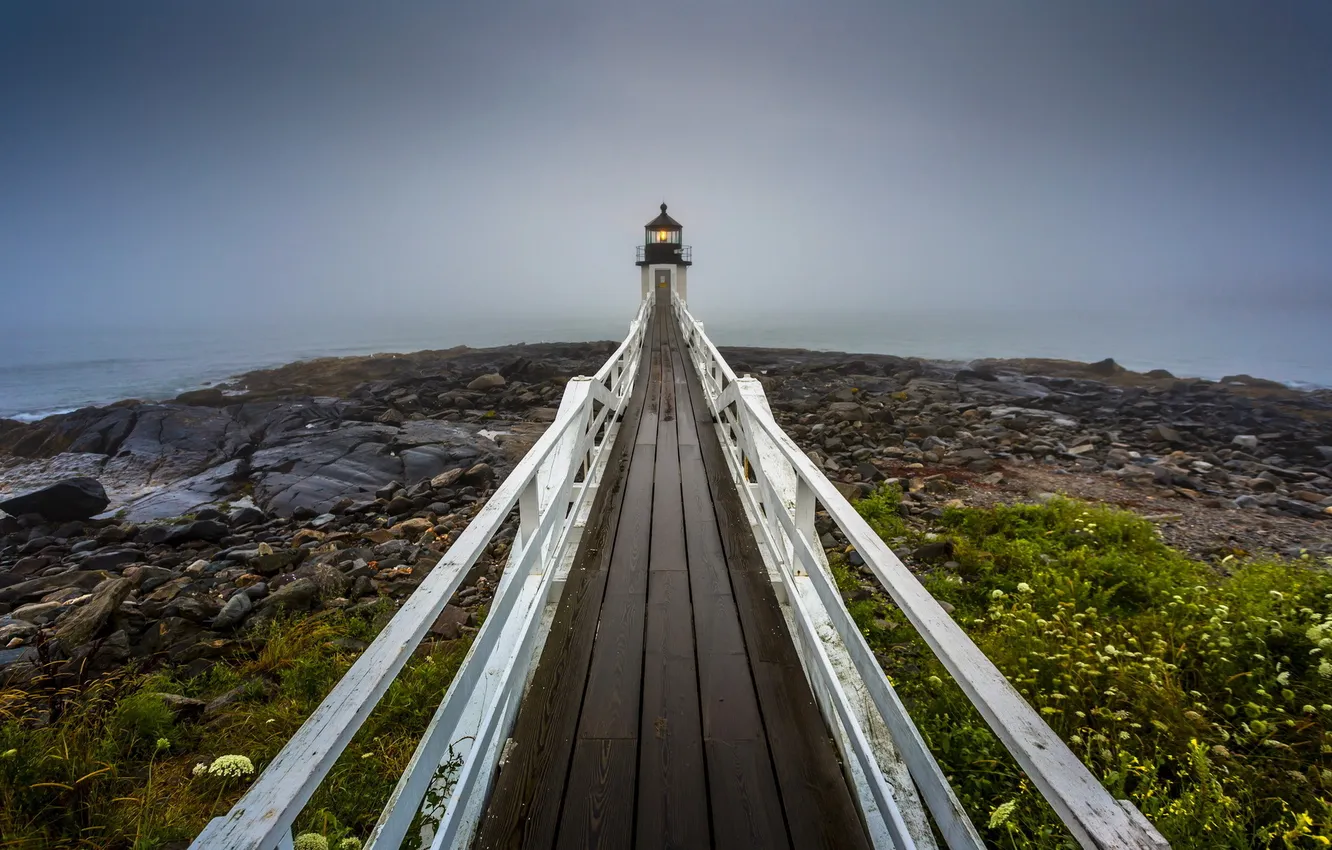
left=672, top=295, right=1167, bottom=850
left=194, top=297, right=653, bottom=849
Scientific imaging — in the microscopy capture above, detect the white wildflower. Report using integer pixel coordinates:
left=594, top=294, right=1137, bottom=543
left=988, top=799, right=1018, bottom=829
left=1277, top=671, right=1291, bottom=686
left=294, top=835, right=328, bottom=850
left=192, top=762, right=208, bottom=776
left=208, top=754, right=256, bottom=780
left=1320, top=659, right=1332, bottom=679
left=990, top=589, right=1006, bottom=600
left=1016, top=582, right=1033, bottom=594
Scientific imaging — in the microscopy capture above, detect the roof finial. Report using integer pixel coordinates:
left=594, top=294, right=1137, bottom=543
left=661, top=202, right=668, bottom=213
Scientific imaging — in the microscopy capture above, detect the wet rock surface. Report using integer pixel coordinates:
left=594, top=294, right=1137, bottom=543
left=718, top=347, right=1332, bottom=562
left=2, top=340, right=1329, bottom=686
left=1, top=342, right=615, bottom=521
left=0, top=341, right=608, bottom=683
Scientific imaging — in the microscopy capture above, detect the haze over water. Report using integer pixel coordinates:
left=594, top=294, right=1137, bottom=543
left=3, top=302, right=1328, bottom=422
left=2, top=3, right=1329, bottom=419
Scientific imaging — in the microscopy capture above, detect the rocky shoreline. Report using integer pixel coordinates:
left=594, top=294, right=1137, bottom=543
left=2, top=342, right=1330, bottom=684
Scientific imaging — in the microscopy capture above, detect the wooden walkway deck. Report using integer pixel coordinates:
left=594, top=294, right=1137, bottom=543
left=475, top=290, right=872, bottom=850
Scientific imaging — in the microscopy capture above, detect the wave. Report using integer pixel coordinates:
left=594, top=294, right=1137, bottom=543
left=6, top=407, right=80, bottom=423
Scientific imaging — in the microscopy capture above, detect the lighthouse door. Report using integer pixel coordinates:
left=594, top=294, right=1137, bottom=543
left=654, top=269, right=671, bottom=304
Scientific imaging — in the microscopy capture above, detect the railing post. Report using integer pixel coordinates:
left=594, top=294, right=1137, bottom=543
left=794, top=478, right=815, bottom=577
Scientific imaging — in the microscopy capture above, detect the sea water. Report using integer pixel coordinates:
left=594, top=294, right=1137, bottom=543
left=1, top=304, right=1328, bottom=422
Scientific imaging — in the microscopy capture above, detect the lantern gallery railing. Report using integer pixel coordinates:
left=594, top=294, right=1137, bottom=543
left=634, top=243, right=691, bottom=263
left=671, top=293, right=1168, bottom=850
left=192, top=298, right=653, bottom=850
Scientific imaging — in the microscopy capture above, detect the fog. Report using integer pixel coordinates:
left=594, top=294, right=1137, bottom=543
left=2, top=1, right=1330, bottom=332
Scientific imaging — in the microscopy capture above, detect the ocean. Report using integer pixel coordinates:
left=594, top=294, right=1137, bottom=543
left=2, top=304, right=1329, bottom=422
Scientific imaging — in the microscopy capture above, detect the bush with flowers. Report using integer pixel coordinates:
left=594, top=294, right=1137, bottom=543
left=838, top=486, right=1332, bottom=847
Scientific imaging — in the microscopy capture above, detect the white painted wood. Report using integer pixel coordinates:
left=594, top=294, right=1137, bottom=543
left=672, top=295, right=1168, bottom=850
left=192, top=297, right=652, bottom=850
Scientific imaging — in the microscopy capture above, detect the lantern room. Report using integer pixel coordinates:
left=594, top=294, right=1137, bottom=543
left=635, top=203, right=692, bottom=303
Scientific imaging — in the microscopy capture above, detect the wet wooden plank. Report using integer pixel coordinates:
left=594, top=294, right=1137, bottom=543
left=676, top=318, right=873, bottom=850
left=637, top=341, right=710, bottom=848
left=555, top=738, right=637, bottom=850
left=602, top=443, right=655, bottom=598
left=698, top=650, right=765, bottom=741
left=475, top=310, right=659, bottom=850
left=644, top=571, right=695, bottom=653
left=637, top=647, right=709, bottom=849
left=704, top=739, right=792, bottom=850
left=677, top=445, right=731, bottom=599
left=577, top=591, right=647, bottom=740
left=666, top=313, right=793, bottom=849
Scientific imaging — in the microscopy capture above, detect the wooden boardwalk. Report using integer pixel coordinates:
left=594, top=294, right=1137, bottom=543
left=475, top=289, right=871, bottom=850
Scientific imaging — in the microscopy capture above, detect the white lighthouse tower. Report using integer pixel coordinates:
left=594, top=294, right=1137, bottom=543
left=635, top=203, right=692, bottom=304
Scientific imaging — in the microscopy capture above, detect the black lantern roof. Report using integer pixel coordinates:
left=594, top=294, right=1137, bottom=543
left=645, top=203, right=682, bottom=230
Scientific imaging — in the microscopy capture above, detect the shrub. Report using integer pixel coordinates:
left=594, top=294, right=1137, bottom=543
left=845, top=490, right=1332, bottom=847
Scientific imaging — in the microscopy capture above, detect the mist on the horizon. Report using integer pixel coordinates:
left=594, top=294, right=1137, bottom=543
left=2, top=1, right=1330, bottom=331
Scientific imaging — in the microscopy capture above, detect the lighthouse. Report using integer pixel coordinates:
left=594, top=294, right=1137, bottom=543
left=635, top=203, right=692, bottom=303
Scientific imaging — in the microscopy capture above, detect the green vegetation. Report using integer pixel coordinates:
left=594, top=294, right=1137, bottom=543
left=837, top=485, right=1332, bottom=848
left=0, top=609, right=471, bottom=849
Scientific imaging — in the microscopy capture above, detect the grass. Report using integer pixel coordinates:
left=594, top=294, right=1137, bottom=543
left=835, top=485, right=1332, bottom=848
left=0, top=607, right=472, bottom=849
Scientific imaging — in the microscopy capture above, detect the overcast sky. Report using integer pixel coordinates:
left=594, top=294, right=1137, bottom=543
left=2, top=1, right=1330, bottom=329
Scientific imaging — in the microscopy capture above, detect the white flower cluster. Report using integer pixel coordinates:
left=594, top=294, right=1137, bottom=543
left=988, top=799, right=1018, bottom=829
left=207, top=754, right=256, bottom=779
left=294, top=835, right=328, bottom=850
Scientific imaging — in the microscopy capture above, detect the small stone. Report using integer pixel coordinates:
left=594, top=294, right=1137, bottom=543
left=212, top=591, right=253, bottom=629
left=1149, top=424, right=1183, bottom=444
left=462, top=463, right=494, bottom=485
left=152, top=693, right=207, bottom=717
left=430, top=604, right=473, bottom=639
left=467, top=373, right=506, bottom=391
left=391, top=517, right=434, bottom=540
left=430, top=468, right=466, bottom=489
left=1231, top=435, right=1260, bottom=451
left=912, top=540, right=954, bottom=563
left=54, top=577, right=134, bottom=648
left=228, top=506, right=268, bottom=527
left=165, top=519, right=230, bottom=544
left=256, top=578, right=318, bottom=612
left=826, top=402, right=869, bottom=423
left=386, top=496, right=415, bottom=515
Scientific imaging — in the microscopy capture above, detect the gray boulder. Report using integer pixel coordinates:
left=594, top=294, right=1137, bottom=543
left=165, top=519, right=230, bottom=544
left=55, top=576, right=134, bottom=649
left=212, top=591, right=254, bottom=630
left=0, top=477, right=108, bottom=521
left=467, top=373, right=506, bottom=391
left=256, top=578, right=318, bottom=613
left=826, top=402, right=869, bottom=423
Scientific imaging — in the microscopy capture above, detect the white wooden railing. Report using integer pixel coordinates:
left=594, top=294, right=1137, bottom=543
left=192, top=297, right=653, bottom=850
left=194, top=292, right=1167, bottom=850
left=672, top=294, right=1168, bottom=850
